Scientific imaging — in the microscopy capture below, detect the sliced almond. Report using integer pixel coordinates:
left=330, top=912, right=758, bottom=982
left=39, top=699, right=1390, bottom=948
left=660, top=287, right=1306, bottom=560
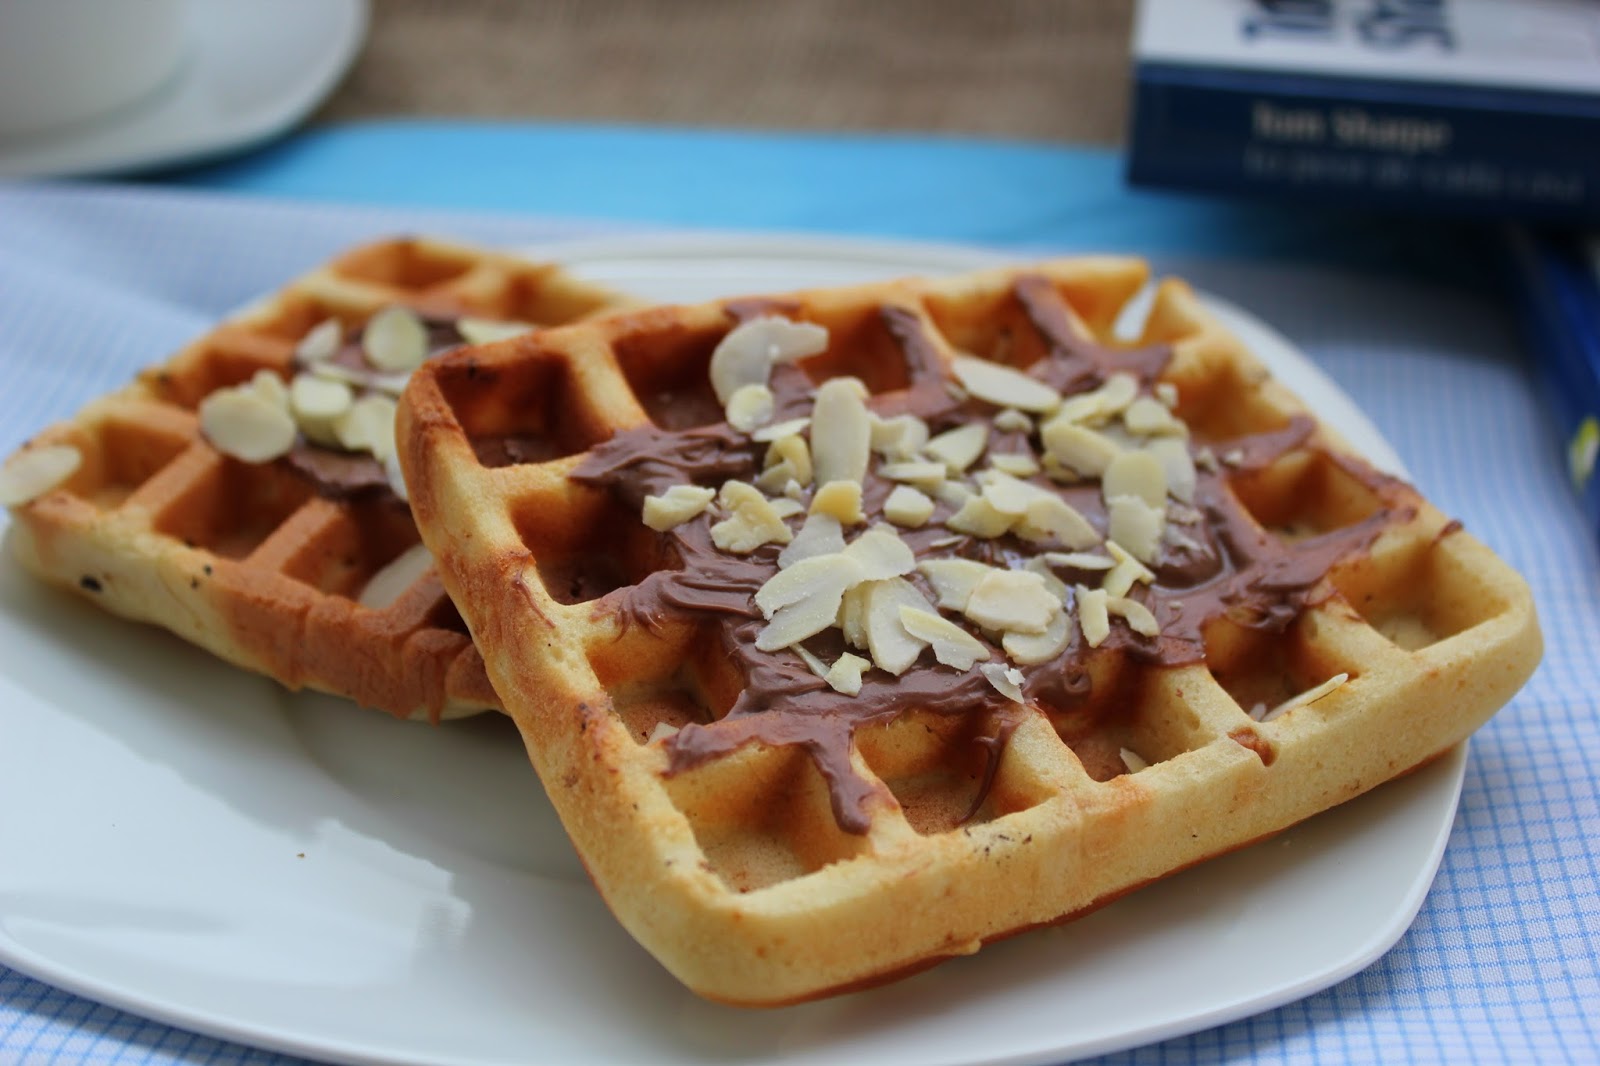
left=936, top=480, right=974, bottom=509
left=768, top=497, right=806, bottom=519
left=711, top=480, right=794, bottom=553
left=841, top=525, right=915, bottom=581
left=764, top=433, right=813, bottom=488
left=334, top=394, right=400, bottom=460
left=945, top=493, right=1015, bottom=539
left=1103, top=450, right=1168, bottom=509
left=358, top=542, right=433, bottom=609
left=1054, top=372, right=1139, bottom=425
left=1257, top=672, right=1349, bottom=722
left=964, top=569, right=1058, bottom=634
left=289, top=372, right=353, bottom=423
left=1108, top=596, right=1160, bottom=637
left=755, top=552, right=866, bottom=617
left=1041, top=550, right=1114, bottom=571
left=725, top=383, right=774, bottom=432
left=883, top=485, right=935, bottom=527
left=1077, top=586, right=1111, bottom=648
left=825, top=652, right=871, bottom=696
left=980, top=662, right=1025, bottom=704
left=295, top=318, right=343, bottom=363
left=249, top=369, right=290, bottom=411
left=838, top=584, right=870, bottom=649
left=1040, top=420, right=1120, bottom=477
left=362, top=306, right=429, bottom=372
left=308, top=360, right=410, bottom=396
left=863, top=577, right=934, bottom=675
left=810, top=377, right=873, bottom=487
left=1003, top=608, right=1074, bottom=665
left=1123, top=395, right=1184, bottom=437
left=200, top=387, right=298, bottom=463
left=1102, top=540, right=1157, bottom=598
left=811, top=479, right=865, bottom=525
left=924, top=422, right=989, bottom=474
left=751, top=416, right=811, bottom=443
left=978, top=470, right=1036, bottom=516
left=1014, top=495, right=1100, bottom=549
left=456, top=318, right=534, bottom=346
left=648, top=722, right=681, bottom=745
left=755, top=557, right=862, bottom=651
left=992, top=408, right=1034, bottom=434
left=899, top=607, right=989, bottom=671
left=709, top=316, right=828, bottom=404
left=1145, top=437, right=1197, bottom=504
left=950, top=355, right=1061, bottom=413
left=642, top=484, right=716, bottom=532
left=0, top=444, right=82, bottom=506
left=916, top=558, right=995, bottom=611
left=869, top=413, right=930, bottom=460
left=988, top=451, right=1040, bottom=478
left=1106, top=494, right=1164, bottom=564
left=878, top=460, right=947, bottom=492
left=792, top=643, right=830, bottom=678
left=1155, top=381, right=1180, bottom=409
left=1119, top=747, right=1150, bottom=773
left=778, top=512, right=846, bottom=568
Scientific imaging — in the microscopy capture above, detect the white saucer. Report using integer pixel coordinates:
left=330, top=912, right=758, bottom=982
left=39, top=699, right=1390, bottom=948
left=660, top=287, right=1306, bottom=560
left=0, top=0, right=367, bottom=179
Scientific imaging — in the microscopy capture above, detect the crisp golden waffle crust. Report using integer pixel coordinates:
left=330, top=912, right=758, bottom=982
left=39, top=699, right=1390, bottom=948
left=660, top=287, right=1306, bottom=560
left=398, top=259, right=1541, bottom=1004
left=3, top=238, right=630, bottom=721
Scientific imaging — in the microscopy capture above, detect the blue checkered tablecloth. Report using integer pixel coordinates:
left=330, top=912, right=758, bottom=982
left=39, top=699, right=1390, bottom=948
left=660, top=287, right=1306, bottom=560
left=0, top=141, right=1595, bottom=1065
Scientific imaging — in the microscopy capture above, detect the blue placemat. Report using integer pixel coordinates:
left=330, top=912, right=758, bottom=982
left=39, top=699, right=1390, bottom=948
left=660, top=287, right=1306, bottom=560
left=0, top=122, right=1595, bottom=1065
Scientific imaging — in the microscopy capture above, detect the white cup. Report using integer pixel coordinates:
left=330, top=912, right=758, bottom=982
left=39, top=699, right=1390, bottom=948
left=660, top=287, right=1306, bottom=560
left=0, top=0, right=188, bottom=140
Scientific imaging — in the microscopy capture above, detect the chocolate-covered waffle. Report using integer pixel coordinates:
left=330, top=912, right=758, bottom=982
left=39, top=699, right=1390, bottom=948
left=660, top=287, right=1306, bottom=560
left=397, top=258, right=1540, bottom=1003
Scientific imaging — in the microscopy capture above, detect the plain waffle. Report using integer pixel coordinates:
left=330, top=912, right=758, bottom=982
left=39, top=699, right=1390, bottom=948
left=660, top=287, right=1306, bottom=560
left=397, top=258, right=1541, bottom=1004
left=1, top=237, right=631, bottom=721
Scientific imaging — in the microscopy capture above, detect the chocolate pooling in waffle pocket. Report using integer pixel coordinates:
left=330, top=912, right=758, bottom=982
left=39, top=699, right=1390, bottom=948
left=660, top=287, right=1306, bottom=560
left=198, top=308, right=535, bottom=504
left=571, top=279, right=1415, bottom=834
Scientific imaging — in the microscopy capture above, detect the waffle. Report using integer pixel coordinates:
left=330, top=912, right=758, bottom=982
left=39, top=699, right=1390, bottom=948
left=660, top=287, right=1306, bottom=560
left=1, top=237, right=631, bottom=721
left=396, top=258, right=1541, bottom=1005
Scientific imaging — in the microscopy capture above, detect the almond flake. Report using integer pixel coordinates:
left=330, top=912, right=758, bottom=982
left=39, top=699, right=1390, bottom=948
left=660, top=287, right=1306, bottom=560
left=334, top=394, right=400, bottom=460
left=878, top=460, right=947, bottom=491
left=1155, top=381, right=1180, bottom=409
left=0, top=444, right=82, bottom=506
left=863, top=577, right=935, bottom=675
left=1195, top=446, right=1220, bottom=473
left=1014, top=495, right=1100, bottom=549
left=1103, top=450, right=1168, bottom=509
left=642, top=484, right=716, bottom=531
left=752, top=417, right=811, bottom=443
left=811, top=479, right=865, bottom=524
left=709, top=316, right=828, bottom=404
left=725, top=383, right=774, bottom=432
left=977, top=470, right=1037, bottom=516
left=980, top=662, right=1025, bottom=704
left=825, top=652, right=871, bottom=695
left=1003, top=608, right=1074, bottom=665
left=200, top=387, right=298, bottom=463
left=755, top=461, right=800, bottom=495
left=1123, top=396, right=1184, bottom=437
left=711, top=480, right=794, bottom=553
left=456, top=318, right=534, bottom=346
left=768, top=497, right=805, bottom=519
left=792, top=644, right=831, bottom=678
left=1040, top=420, right=1121, bottom=477
left=1108, top=596, right=1160, bottom=637
left=295, top=318, right=343, bottom=363
left=1119, top=747, right=1150, bottom=773
left=810, top=377, right=873, bottom=486
left=1257, top=672, right=1349, bottom=722
left=1077, top=586, right=1111, bottom=648
left=1106, top=495, right=1164, bottom=564
left=899, top=607, right=989, bottom=671
left=965, top=569, right=1058, bottom=635
left=936, top=480, right=974, bottom=510
left=869, top=413, right=930, bottom=460
left=778, top=513, right=846, bottom=568
left=759, top=434, right=812, bottom=489
left=289, top=372, right=353, bottom=423
left=1041, top=550, right=1114, bottom=571
left=756, top=559, right=862, bottom=651
left=362, top=306, right=429, bottom=372
left=249, top=369, right=290, bottom=410
left=917, top=558, right=997, bottom=611
left=945, top=493, right=1015, bottom=538
left=988, top=451, right=1040, bottom=478
left=838, top=585, right=869, bottom=649
left=1102, top=540, right=1156, bottom=598
left=883, top=485, right=935, bottom=527
left=358, top=542, right=433, bottom=609
left=1094, top=373, right=1140, bottom=416
left=1145, top=437, right=1197, bottom=504
left=756, top=553, right=866, bottom=617
left=648, top=722, right=681, bottom=744
left=950, top=355, right=1061, bottom=413
left=308, top=360, right=411, bottom=396
left=924, top=422, right=989, bottom=474
left=992, top=408, right=1034, bottom=434
left=841, top=526, right=916, bottom=581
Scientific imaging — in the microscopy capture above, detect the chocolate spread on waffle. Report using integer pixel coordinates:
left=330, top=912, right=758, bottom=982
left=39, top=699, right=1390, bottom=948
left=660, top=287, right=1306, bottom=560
left=572, top=277, right=1410, bottom=833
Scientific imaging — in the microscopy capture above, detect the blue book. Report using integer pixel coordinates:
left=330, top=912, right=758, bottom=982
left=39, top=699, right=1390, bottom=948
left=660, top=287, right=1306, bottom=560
left=1127, top=0, right=1600, bottom=223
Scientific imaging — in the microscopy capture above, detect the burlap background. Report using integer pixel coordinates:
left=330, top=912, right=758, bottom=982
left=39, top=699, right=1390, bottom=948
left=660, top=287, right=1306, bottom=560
left=316, top=0, right=1136, bottom=144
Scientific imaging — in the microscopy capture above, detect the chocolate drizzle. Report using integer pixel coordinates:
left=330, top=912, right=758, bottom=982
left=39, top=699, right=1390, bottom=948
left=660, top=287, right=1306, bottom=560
left=569, top=278, right=1409, bottom=833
